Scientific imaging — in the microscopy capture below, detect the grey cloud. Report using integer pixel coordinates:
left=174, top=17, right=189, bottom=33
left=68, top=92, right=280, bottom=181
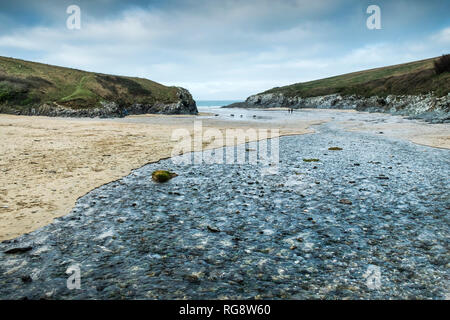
left=0, top=0, right=448, bottom=99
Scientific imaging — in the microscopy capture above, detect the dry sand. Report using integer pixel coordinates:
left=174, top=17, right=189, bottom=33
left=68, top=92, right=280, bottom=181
left=339, top=120, right=450, bottom=149
left=0, top=114, right=317, bottom=240
left=298, top=108, right=450, bottom=149
left=1, top=111, right=448, bottom=240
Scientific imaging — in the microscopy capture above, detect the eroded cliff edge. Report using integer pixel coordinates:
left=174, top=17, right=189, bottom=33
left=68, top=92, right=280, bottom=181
left=225, top=56, right=450, bottom=123
left=0, top=56, right=198, bottom=117
left=24, top=87, right=198, bottom=118
left=226, top=93, right=450, bottom=123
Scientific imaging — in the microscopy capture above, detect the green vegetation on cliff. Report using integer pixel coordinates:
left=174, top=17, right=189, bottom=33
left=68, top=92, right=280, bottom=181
left=0, top=56, right=182, bottom=113
left=263, top=56, right=450, bottom=98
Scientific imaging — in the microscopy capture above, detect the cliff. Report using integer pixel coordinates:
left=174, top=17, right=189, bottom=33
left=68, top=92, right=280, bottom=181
left=225, top=56, right=450, bottom=123
left=0, top=56, right=198, bottom=117
left=228, top=92, right=449, bottom=123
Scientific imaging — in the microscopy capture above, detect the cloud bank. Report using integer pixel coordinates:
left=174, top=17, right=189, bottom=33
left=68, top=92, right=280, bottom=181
left=0, top=0, right=449, bottom=99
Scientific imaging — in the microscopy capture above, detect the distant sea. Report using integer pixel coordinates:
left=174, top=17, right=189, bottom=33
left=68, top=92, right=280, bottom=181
left=196, top=100, right=242, bottom=107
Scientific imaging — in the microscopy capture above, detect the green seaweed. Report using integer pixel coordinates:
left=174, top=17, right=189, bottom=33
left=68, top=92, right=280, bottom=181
left=151, top=170, right=178, bottom=183
left=303, top=158, right=320, bottom=162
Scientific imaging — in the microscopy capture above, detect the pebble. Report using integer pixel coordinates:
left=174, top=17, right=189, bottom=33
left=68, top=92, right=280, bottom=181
left=5, top=247, right=33, bottom=254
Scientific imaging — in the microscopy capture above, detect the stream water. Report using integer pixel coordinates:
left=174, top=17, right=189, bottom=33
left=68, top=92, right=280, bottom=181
left=0, top=109, right=448, bottom=299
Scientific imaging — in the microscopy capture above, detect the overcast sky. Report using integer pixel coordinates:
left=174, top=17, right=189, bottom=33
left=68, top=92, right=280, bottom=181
left=0, top=0, right=449, bottom=99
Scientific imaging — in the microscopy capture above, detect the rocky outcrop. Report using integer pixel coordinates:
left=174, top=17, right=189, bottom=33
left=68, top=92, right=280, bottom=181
left=3, top=87, right=198, bottom=118
left=124, top=87, right=198, bottom=116
left=225, top=93, right=450, bottom=123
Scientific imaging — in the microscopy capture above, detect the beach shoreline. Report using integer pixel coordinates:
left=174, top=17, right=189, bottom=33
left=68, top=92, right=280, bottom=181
left=0, top=113, right=316, bottom=240
left=0, top=110, right=448, bottom=240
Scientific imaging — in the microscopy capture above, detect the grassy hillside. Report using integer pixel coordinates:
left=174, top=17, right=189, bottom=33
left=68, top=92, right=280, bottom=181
left=263, top=56, right=450, bottom=98
left=0, top=56, right=181, bottom=112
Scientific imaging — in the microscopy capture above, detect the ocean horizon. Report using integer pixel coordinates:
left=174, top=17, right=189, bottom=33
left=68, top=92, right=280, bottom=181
left=196, top=100, right=242, bottom=107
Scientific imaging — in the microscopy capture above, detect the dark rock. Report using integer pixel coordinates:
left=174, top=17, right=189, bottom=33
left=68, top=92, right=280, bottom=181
left=207, top=226, right=220, bottom=233
left=339, top=199, right=353, bottom=205
left=184, top=274, right=201, bottom=283
left=5, top=247, right=32, bottom=254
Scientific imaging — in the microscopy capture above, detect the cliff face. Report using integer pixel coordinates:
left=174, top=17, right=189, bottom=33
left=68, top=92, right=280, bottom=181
left=0, top=56, right=198, bottom=117
left=21, top=87, right=197, bottom=118
left=225, top=56, right=450, bottom=123
left=227, top=92, right=450, bottom=123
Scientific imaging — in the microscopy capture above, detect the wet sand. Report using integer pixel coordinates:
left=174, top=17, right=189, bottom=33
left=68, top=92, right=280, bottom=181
left=268, top=108, right=449, bottom=149
left=1, top=117, right=448, bottom=299
left=0, top=109, right=448, bottom=240
left=339, top=120, right=450, bottom=149
left=0, top=113, right=317, bottom=240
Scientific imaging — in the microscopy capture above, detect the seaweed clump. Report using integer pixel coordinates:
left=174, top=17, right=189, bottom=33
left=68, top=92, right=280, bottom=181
left=151, top=170, right=178, bottom=183
left=303, top=158, right=320, bottom=162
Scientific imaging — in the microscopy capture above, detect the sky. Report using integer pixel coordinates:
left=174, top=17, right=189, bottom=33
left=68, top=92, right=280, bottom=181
left=0, top=0, right=449, bottom=100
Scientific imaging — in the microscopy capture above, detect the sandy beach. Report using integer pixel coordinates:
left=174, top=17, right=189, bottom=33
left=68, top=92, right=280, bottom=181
left=340, top=120, right=450, bottom=149
left=0, top=113, right=317, bottom=240
left=296, top=108, right=450, bottom=149
left=0, top=110, right=448, bottom=240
